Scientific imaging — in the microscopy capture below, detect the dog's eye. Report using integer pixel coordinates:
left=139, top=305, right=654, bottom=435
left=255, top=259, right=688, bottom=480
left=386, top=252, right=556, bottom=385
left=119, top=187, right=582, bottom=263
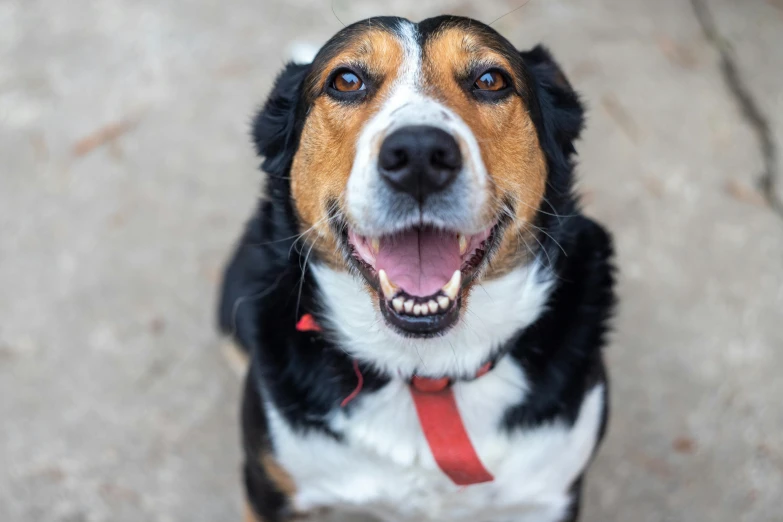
left=332, top=70, right=365, bottom=92
left=474, top=71, right=506, bottom=91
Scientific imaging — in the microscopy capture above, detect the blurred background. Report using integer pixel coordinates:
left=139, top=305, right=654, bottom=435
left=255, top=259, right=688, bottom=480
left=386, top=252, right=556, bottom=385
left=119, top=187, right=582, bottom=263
left=1, top=0, right=782, bottom=520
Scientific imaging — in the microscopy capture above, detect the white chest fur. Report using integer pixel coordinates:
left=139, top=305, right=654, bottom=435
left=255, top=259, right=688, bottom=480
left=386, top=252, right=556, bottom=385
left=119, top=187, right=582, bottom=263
left=266, top=358, right=605, bottom=522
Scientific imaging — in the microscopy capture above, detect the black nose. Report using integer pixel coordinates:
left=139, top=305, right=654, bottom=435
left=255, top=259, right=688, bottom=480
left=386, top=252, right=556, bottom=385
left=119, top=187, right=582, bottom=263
left=378, top=125, right=462, bottom=202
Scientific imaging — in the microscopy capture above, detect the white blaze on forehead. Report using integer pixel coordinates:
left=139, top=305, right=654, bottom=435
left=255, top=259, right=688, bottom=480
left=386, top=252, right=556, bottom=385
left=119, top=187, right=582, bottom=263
left=345, top=21, right=490, bottom=236
left=396, top=20, right=422, bottom=88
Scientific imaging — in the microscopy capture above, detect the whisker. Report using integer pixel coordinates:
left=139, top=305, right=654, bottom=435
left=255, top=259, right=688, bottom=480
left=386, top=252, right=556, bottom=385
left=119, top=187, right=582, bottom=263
left=484, top=182, right=576, bottom=223
left=523, top=225, right=554, bottom=270
left=414, top=345, right=428, bottom=371
left=288, top=204, right=341, bottom=258
left=246, top=211, right=338, bottom=248
left=523, top=221, right=567, bottom=257
left=515, top=229, right=538, bottom=262
left=295, top=236, right=318, bottom=318
left=446, top=338, right=461, bottom=376
left=331, top=0, right=346, bottom=27
left=488, top=0, right=532, bottom=27
left=229, top=270, right=287, bottom=340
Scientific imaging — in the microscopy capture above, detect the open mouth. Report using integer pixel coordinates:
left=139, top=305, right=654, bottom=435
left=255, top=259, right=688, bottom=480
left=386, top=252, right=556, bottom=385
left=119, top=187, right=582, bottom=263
left=346, top=223, right=500, bottom=336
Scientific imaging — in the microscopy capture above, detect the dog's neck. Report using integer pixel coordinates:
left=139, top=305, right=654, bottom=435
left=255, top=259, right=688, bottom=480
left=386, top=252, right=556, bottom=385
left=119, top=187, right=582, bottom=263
left=311, top=261, right=553, bottom=379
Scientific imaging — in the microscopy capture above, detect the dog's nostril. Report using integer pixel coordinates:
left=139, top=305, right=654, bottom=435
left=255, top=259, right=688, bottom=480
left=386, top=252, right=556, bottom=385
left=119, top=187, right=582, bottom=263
left=379, top=145, right=409, bottom=172
left=391, top=150, right=408, bottom=170
left=430, top=148, right=460, bottom=170
left=378, top=125, right=462, bottom=202
left=431, top=149, right=445, bottom=167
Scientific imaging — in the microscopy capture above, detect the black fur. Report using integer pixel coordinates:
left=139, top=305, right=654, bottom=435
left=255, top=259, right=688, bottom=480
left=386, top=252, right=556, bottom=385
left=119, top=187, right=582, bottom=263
left=503, top=216, right=614, bottom=430
left=218, top=16, right=615, bottom=522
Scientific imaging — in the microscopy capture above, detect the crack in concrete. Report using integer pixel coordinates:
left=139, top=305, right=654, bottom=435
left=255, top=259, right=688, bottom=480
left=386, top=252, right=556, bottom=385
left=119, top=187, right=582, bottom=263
left=691, top=0, right=783, bottom=220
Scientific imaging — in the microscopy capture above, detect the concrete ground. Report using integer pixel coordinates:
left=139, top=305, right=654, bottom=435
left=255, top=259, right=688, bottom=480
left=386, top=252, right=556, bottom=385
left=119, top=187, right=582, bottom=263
left=1, top=0, right=782, bottom=520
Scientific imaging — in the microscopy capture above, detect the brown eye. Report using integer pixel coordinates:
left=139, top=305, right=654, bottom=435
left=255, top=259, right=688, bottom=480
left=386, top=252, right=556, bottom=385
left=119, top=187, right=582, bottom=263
left=332, top=71, right=365, bottom=92
left=474, top=71, right=506, bottom=91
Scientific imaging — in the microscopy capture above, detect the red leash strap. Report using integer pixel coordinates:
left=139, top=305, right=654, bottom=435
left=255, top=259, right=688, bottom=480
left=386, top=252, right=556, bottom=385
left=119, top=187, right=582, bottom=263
left=410, top=377, right=494, bottom=486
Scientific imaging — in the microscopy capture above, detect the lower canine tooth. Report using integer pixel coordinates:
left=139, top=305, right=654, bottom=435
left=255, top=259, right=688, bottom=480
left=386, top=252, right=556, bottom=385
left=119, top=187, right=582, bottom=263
left=428, top=300, right=438, bottom=313
left=459, top=234, right=468, bottom=255
left=442, top=270, right=461, bottom=300
left=437, top=296, right=450, bottom=310
left=378, top=269, right=397, bottom=299
left=404, top=300, right=414, bottom=313
left=392, top=297, right=404, bottom=312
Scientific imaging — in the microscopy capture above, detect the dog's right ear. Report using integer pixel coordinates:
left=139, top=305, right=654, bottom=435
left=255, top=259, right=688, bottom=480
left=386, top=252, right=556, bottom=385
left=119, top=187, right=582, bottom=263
left=251, top=62, right=310, bottom=178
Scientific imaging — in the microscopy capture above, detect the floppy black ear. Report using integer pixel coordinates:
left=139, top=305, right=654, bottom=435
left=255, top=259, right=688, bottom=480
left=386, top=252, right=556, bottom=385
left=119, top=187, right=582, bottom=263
left=251, top=62, right=310, bottom=179
left=218, top=64, right=310, bottom=345
left=521, top=45, right=584, bottom=158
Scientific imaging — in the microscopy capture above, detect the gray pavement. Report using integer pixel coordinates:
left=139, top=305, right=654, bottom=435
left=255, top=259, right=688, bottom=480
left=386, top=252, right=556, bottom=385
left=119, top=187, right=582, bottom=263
left=1, top=0, right=782, bottom=520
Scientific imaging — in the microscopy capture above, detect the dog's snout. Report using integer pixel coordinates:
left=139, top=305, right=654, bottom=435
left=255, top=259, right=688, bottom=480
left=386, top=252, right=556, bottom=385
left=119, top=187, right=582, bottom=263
left=378, top=126, right=462, bottom=202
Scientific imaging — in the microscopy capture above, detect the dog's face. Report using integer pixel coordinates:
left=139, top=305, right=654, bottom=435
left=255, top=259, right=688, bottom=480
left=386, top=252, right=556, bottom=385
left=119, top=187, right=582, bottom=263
left=254, top=16, right=583, bottom=339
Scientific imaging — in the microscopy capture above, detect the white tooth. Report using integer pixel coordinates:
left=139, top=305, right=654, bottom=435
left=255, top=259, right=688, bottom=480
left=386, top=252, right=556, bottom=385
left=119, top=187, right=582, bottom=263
left=392, top=297, right=404, bottom=312
left=428, top=300, right=438, bottom=313
left=404, top=300, right=414, bottom=314
left=413, top=304, right=423, bottom=316
left=442, top=270, right=462, bottom=300
left=459, top=234, right=468, bottom=255
left=378, top=269, right=397, bottom=299
left=371, top=237, right=380, bottom=253
left=437, top=296, right=450, bottom=310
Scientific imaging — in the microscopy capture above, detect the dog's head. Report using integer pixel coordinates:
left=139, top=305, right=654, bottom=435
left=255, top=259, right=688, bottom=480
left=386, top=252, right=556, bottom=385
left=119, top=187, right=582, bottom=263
left=253, top=16, right=583, bottom=345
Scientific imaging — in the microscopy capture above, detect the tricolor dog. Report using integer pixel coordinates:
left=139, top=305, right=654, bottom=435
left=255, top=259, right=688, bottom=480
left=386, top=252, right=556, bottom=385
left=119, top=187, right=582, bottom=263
left=219, top=15, right=615, bottom=522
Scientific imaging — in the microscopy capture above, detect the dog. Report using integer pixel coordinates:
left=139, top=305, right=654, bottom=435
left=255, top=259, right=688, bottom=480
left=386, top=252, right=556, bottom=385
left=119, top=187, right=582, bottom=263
left=218, top=15, right=615, bottom=522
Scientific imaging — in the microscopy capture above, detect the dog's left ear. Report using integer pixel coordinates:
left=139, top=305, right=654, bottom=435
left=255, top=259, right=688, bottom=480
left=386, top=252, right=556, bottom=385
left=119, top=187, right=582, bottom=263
left=521, top=45, right=584, bottom=158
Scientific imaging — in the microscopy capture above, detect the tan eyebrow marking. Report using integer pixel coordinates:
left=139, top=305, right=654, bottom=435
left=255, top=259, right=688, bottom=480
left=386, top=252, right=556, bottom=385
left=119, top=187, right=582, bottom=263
left=309, top=30, right=405, bottom=94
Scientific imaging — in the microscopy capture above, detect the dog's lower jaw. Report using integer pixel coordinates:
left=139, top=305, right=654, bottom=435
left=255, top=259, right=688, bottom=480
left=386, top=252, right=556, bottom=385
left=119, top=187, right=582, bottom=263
left=310, top=259, right=553, bottom=379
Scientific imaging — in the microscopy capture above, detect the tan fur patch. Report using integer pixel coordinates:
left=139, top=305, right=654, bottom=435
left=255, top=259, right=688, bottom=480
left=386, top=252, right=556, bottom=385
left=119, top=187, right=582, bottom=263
left=244, top=501, right=263, bottom=522
left=422, top=27, right=548, bottom=279
left=291, top=29, right=405, bottom=268
left=260, top=453, right=297, bottom=497
left=242, top=455, right=296, bottom=522
left=221, top=339, right=250, bottom=377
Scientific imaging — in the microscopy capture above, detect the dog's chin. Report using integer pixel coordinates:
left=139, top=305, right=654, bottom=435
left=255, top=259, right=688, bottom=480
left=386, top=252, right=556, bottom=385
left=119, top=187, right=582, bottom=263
left=341, top=218, right=505, bottom=338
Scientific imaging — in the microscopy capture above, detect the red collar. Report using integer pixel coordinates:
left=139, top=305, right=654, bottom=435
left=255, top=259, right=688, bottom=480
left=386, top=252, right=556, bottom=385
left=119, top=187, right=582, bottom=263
left=296, top=313, right=495, bottom=486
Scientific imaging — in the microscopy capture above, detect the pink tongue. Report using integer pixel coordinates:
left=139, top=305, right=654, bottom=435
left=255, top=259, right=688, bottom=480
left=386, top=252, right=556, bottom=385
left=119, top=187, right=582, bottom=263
left=376, top=228, right=461, bottom=297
